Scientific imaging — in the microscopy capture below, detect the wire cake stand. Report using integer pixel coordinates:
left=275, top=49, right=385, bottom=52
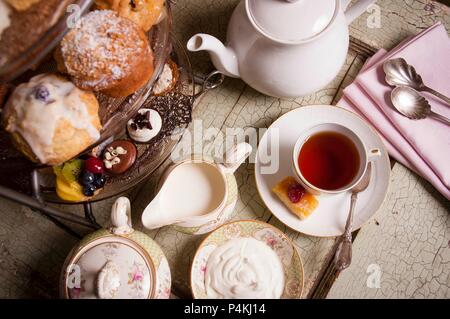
left=0, top=2, right=224, bottom=237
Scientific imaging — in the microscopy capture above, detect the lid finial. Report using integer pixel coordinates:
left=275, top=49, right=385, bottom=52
left=96, top=261, right=121, bottom=299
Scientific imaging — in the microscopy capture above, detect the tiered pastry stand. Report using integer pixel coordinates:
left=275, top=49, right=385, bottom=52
left=0, top=1, right=224, bottom=237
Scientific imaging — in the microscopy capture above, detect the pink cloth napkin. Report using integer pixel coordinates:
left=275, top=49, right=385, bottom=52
left=338, top=22, right=450, bottom=200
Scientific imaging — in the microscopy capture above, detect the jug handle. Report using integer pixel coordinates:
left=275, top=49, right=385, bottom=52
left=222, top=143, right=253, bottom=174
left=343, top=0, right=376, bottom=24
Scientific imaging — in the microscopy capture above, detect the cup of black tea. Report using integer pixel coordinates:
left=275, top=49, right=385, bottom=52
left=292, top=123, right=381, bottom=195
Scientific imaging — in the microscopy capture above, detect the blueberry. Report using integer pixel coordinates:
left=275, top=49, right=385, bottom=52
left=93, top=174, right=107, bottom=189
left=83, top=184, right=96, bottom=197
left=81, top=171, right=95, bottom=185
left=34, top=85, right=50, bottom=102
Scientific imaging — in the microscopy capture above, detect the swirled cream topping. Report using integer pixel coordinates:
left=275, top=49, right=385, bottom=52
left=205, top=237, right=284, bottom=299
left=0, top=0, right=11, bottom=41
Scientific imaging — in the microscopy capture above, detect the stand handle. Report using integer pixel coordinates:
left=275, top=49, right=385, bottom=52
left=84, top=202, right=101, bottom=228
left=0, top=185, right=98, bottom=229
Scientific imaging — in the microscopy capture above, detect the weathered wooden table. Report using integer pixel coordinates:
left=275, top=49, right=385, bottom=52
left=0, top=0, right=449, bottom=299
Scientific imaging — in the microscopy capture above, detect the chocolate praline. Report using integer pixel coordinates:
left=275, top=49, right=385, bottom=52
left=102, top=140, right=137, bottom=175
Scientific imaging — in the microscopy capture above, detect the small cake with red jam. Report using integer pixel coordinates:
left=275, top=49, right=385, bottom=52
left=272, top=176, right=318, bottom=220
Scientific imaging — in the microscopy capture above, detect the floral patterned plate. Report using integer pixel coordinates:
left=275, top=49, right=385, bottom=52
left=190, top=220, right=304, bottom=299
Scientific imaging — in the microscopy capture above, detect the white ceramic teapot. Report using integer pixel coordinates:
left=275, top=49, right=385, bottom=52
left=187, top=0, right=375, bottom=98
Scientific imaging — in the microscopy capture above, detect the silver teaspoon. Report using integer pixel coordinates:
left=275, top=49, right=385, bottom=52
left=383, top=58, right=450, bottom=105
left=334, top=163, right=372, bottom=271
left=391, top=86, right=450, bottom=125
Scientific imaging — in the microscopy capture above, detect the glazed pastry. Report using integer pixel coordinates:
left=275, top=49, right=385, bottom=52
left=127, top=108, right=162, bottom=143
left=0, top=0, right=11, bottom=41
left=152, top=60, right=179, bottom=96
left=56, top=10, right=154, bottom=97
left=5, top=0, right=40, bottom=11
left=272, top=176, right=319, bottom=220
left=2, top=73, right=102, bottom=166
left=102, top=140, right=137, bottom=174
left=94, top=0, right=166, bottom=32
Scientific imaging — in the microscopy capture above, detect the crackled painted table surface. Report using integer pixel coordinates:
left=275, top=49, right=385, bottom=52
left=0, top=0, right=449, bottom=298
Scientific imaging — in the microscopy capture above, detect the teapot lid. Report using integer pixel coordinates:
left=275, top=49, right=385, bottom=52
left=64, top=237, right=155, bottom=299
left=62, top=197, right=155, bottom=299
left=246, top=0, right=338, bottom=43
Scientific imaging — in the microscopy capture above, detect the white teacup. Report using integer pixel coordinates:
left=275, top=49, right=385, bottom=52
left=292, top=123, right=381, bottom=195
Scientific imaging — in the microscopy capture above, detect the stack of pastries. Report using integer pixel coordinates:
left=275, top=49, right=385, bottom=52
left=1, top=0, right=169, bottom=201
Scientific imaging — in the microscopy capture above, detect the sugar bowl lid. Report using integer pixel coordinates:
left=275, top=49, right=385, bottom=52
left=62, top=198, right=157, bottom=299
left=246, top=0, right=337, bottom=43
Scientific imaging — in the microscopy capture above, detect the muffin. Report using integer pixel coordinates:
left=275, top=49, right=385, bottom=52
left=56, top=10, right=154, bottom=98
left=2, top=73, right=102, bottom=166
left=95, top=0, right=166, bottom=32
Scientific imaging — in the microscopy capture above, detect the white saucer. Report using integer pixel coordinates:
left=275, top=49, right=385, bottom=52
left=255, top=105, right=391, bottom=237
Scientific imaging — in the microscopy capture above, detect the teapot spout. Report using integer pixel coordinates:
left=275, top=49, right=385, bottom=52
left=187, top=34, right=240, bottom=78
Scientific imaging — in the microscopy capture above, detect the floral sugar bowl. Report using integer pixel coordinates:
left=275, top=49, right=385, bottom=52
left=60, top=197, right=171, bottom=299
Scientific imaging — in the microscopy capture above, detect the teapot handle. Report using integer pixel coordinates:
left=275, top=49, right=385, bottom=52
left=110, top=197, right=133, bottom=235
left=342, top=0, right=376, bottom=24
left=222, top=142, right=253, bottom=174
